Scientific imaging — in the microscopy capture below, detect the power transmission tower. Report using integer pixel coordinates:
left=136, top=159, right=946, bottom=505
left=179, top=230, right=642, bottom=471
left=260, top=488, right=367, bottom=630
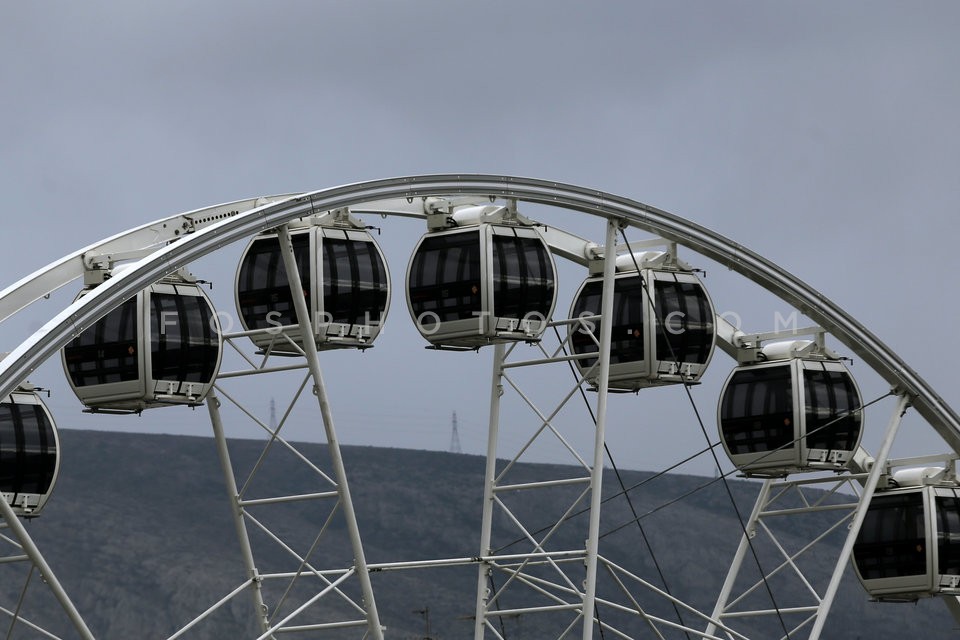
left=449, top=411, right=462, bottom=454
left=412, top=606, right=433, bottom=639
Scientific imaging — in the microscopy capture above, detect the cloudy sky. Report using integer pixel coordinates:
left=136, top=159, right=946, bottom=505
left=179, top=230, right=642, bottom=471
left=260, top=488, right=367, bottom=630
left=1, top=1, right=958, bottom=477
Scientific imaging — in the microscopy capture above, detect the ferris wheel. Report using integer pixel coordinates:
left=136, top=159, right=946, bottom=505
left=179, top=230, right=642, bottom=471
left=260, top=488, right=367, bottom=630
left=1, top=174, right=958, bottom=639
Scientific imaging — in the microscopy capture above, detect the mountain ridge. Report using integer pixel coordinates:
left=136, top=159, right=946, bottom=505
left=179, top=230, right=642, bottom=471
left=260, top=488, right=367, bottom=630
left=0, top=428, right=954, bottom=639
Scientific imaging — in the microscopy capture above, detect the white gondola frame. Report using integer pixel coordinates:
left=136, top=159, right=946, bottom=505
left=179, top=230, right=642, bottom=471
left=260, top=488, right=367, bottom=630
left=0, top=386, right=61, bottom=516
left=234, top=223, right=391, bottom=352
left=718, top=357, right=864, bottom=476
left=569, top=267, right=716, bottom=391
left=62, top=280, right=223, bottom=412
left=405, top=223, right=557, bottom=348
left=853, top=484, right=960, bottom=600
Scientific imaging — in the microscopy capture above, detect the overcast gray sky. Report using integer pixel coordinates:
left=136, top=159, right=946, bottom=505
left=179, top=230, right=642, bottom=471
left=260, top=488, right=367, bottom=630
left=2, top=1, right=959, bottom=477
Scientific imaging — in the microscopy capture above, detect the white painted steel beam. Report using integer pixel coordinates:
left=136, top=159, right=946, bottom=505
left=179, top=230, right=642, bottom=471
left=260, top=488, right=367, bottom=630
left=274, top=224, right=384, bottom=639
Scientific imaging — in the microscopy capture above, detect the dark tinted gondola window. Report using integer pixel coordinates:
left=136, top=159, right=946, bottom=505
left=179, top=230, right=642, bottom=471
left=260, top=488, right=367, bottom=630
left=151, top=292, right=220, bottom=383
left=0, top=403, right=17, bottom=493
left=491, top=233, right=554, bottom=320
left=570, top=276, right=645, bottom=369
left=237, top=233, right=310, bottom=330
left=720, top=365, right=794, bottom=455
left=409, top=231, right=482, bottom=324
left=937, top=494, right=960, bottom=576
left=64, top=298, right=138, bottom=387
left=0, top=401, right=56, bottom=496
left=854, top=492, right=927, bottom=579
left=322, top=237, right=388, bottom=326
left=653, top=279, right=713, bottom=365
left=803, top=366, right=862, bottom=452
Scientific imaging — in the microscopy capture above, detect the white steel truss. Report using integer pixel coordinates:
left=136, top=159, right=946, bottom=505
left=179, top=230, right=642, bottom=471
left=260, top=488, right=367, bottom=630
left=706, top=394, right=911, bottom=640
left=0, top=521, right=84, bottom=640
left=0, top=499, right=94, bottom=639
left=1, top=175, right=960, bottom=638
left=176, top=223, right=385, bottom=639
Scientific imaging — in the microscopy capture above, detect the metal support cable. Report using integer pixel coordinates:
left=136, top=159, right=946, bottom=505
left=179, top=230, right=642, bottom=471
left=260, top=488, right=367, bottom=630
left=552, top=324, right=688, bottom=637
left=619, top=227, right=791, bottom=639
left=493, top=390, right=888, bottom=558
left=493, top=439, right=725, bottom=556
left=600, top=390, right=894, bottom=535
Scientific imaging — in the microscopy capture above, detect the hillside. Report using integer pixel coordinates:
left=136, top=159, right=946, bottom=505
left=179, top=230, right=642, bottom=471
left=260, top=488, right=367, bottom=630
left=1, top=429, right=955, bottom=639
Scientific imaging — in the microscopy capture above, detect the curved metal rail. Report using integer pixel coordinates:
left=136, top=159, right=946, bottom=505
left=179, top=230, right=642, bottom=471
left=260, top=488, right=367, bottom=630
left=0, top=173, right=955, bottom=455
left=0, top=194, right=302, bottom=324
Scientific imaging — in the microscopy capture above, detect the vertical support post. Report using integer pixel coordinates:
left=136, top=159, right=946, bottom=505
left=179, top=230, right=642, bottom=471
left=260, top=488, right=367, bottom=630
left=807, top=393, right=911, bottom=640
left=0, top=498, right=96, bottom=640
left=704, top=478, right=775, bottom=637
left=474, top=342, right=507, bottom=640
left=580, top=218, right=620, bottom=640
left=942, top=596, right=960, bottom=628
left=276, top=225, right=384, bottom=640
left=705, top=395, right=911, bottom=639
left=206, top=389, right=271, bottom=635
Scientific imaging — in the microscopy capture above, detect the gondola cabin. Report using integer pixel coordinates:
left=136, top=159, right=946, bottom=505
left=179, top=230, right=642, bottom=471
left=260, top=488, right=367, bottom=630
left=235, top=218, right=390, bottom=353
left=0, top=383, right=60, bottom=516
left=62, top=270, right=222, bottom=412
left=853, top=480, right=960, bottom=600
left=568, top=252, right=715, bottom=391
left=718, top=343, right=863, bottom=476
left=406, top=219, right=556, bottom=349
